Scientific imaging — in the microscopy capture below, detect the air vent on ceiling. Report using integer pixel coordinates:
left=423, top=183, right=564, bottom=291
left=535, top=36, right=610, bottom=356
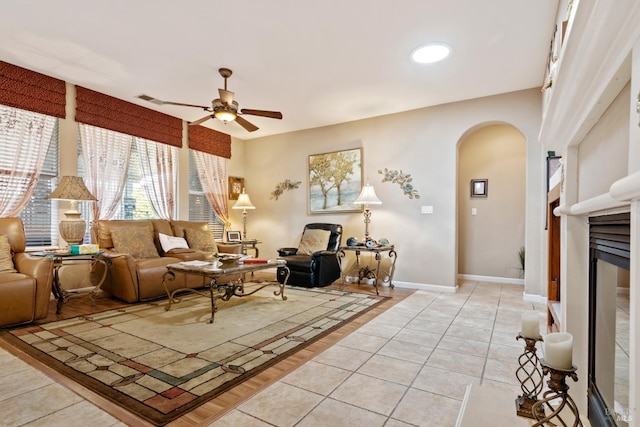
left=136, top=94, right=163, bottom=105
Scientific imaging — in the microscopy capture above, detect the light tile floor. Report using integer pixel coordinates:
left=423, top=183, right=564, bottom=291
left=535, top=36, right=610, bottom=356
left=0, top=280, right=547, bottom=426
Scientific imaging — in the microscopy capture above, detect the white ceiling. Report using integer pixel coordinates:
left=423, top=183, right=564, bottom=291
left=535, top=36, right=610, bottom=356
left=1, top=0, right=559, bottom=140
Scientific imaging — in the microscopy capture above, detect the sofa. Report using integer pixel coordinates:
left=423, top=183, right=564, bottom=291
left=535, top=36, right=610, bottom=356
left=91, top=219, right=242, bottom=303
left=0, top=217, right=54, bottom=327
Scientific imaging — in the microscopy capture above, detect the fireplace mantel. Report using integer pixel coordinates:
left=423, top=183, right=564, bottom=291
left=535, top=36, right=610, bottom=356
left=554, top=170, right=640, bottom=217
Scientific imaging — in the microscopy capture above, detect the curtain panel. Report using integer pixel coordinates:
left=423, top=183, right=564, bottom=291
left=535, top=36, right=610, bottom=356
left=0, top=61, right=66, bottom=118
left=0, top=106, right=56, bottom=216
left=75, top=86, right=182, bottom=148
left=79, top=124, right=133, bottom=221
left=192, top=150, right=231, bottom=229
left=135, top=138, right=178, bottom=220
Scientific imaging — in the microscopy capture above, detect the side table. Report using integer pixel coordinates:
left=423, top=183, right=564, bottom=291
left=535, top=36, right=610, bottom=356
left=32, top=250, right=108, bottom=314
left=336, top=245, right=397, bottom=295
left=238, top=239, right=262, bottom=258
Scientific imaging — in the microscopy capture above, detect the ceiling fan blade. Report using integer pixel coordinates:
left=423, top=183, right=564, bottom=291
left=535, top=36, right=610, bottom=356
left=137, top=95, right=210, bottom=110
left=235, top=115, right=259, bottom=132
left=189, top=115, right=213, bottom=126
left=219, top=89, right=234, bottom=105
left=240, top=109, right=283, bottom=119
left=162, top=101, right=211, bottom=110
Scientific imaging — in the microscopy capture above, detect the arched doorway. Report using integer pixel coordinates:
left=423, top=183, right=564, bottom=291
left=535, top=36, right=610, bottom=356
left=457, top=123, right=527, bottom=282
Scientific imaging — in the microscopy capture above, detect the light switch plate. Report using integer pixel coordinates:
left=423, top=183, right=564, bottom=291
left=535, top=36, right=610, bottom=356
left=472, top=208, right=477, bottom=216
left=421, top=205, right=434, bottom=214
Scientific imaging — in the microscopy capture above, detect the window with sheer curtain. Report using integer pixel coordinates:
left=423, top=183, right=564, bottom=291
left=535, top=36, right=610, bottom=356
left=0, top=105, right=59, bottom=246
left=78, top=124, right=177, bottom=224
left=188, top=151, right=225, bottom=240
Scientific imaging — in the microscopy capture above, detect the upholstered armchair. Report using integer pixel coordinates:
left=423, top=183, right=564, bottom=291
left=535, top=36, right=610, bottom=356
left=276, top=223, right=343, bottom=288
left=0, top=217, right=54, bottom=327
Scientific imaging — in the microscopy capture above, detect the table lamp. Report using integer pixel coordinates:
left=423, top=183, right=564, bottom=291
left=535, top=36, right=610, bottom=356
left=46, top=176, right=97, bottom=245
left=353, top=180, right=382, bottom=238
left=232, top=188, right=255, bottom=240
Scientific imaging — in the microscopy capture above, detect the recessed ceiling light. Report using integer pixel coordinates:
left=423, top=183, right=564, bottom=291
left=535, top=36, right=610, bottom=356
left=411, top=43, right=451, bottom=64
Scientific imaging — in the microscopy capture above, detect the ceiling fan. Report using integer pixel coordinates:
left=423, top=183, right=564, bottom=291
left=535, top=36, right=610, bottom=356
left=137, top=68, right=282, bottom=132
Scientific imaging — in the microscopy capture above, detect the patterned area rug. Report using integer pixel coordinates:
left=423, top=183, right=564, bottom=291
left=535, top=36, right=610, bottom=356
left=3, top=285, right=386, bottom=426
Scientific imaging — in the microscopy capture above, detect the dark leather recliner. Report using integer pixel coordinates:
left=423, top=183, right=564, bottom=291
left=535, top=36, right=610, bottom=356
left=276, top=223, right=342, bottom=287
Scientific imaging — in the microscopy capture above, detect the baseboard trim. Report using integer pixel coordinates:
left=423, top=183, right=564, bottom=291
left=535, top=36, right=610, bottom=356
left=392, top=281, right=458, bottom=293
left=523, top=293, right=547, bottom=305
left=457, top=274, right=524, bottom=286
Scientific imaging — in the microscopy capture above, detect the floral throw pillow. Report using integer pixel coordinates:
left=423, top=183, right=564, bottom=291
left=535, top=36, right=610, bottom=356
left=110, top=226, right=159, bottom=259
left=297, top=229, right=331, bottom=255
left=0, top=235, right=16, bottom=273
left=184, top=228, right=218, bottom=254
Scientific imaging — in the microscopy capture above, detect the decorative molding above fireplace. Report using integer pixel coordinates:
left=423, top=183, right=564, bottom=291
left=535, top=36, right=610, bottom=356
left=554, top=170, right=640, bottom=217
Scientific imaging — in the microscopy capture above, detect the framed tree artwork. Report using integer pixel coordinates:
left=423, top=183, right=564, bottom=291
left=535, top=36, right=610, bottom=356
left=308, top=147, right=363, bottom=214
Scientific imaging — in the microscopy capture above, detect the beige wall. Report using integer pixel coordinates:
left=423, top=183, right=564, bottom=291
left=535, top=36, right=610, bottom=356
left=457, top=124, right=526, bottom=279
left=53, top=86, right=544, bottom=294
left=578, top=83, right=630, bottom=201
left=55, top=85, right=543, bottom=293
left=241, top=89, right=543, bottom=290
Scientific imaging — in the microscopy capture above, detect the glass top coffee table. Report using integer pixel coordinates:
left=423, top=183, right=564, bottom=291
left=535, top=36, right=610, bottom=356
left=162, top=259, right=289, bottom=323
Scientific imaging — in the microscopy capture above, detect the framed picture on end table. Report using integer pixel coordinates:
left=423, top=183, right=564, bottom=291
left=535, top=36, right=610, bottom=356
left=226, top=231, right=241, bottom=242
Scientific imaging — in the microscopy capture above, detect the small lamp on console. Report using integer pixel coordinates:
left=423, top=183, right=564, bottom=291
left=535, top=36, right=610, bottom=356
left=232, top=188, right=255, bottom=240
left=353, top=180, right=382, bottom=238
left=46, top=176, right=97, bottom=245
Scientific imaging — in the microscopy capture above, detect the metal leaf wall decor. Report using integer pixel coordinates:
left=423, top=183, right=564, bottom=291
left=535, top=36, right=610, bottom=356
left=270, top=179, right=302, bottom=200
left=378, top=168, right=420, bottom=199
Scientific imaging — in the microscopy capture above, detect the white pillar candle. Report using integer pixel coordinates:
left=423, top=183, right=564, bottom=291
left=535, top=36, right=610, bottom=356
left=521, top=311, right=540, bottom=338
left=544, top=332, right=573, bottom=370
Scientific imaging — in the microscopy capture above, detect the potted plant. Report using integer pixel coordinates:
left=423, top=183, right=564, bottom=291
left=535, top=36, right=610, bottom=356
left=517, top=246, right=525, bottom=277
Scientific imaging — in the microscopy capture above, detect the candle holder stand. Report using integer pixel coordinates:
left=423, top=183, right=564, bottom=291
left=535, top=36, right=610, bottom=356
left=515, top=333, right=545, bottom=419
left=531, top=362, right=583, bottom=427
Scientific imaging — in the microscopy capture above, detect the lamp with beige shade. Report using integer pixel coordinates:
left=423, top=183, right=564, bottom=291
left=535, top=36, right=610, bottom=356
left=46, top=176, right=97, bottom=245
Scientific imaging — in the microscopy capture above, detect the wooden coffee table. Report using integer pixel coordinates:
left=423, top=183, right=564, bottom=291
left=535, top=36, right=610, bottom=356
left=162, top=259, right=289, bottom=323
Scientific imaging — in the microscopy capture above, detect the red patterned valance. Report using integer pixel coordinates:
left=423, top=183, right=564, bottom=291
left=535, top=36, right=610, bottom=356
left=75, top=86, right=182, bottom=147
left=188, top=125, right=231, bottom=159
left=0, top=61, right=66, bottom=118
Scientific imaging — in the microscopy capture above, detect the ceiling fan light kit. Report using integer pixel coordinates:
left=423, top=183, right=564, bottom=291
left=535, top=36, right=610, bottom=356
left=213, top=100, right=238, bottom=123
left=138, top=67, right=282, bottom=132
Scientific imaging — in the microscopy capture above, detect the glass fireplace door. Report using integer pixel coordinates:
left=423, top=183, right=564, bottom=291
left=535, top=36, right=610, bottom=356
left=588, top=213, right=631, bottom=426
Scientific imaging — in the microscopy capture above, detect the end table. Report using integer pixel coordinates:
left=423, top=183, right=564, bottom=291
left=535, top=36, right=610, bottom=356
left=32, top=250, right=108, bottom=314
left=336, top=245, right=397, bottom=295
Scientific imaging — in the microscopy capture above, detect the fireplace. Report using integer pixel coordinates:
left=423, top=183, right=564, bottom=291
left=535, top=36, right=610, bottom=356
left=588, top=213, right=631, bottom=426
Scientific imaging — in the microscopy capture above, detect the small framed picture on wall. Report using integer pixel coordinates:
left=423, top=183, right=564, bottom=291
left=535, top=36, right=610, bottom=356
left=471, top=179, right=488, bottom=198
left=228, top=177, right=244, bottom=200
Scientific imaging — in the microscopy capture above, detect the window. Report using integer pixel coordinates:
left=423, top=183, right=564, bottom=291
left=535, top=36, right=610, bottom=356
left=189, top=150, right=224, bottom=240
left=0, top=106, right=59, bottom=247
left=78, top=130, right=158, bottom=223
left=19, top=125, right=59, bottom=246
